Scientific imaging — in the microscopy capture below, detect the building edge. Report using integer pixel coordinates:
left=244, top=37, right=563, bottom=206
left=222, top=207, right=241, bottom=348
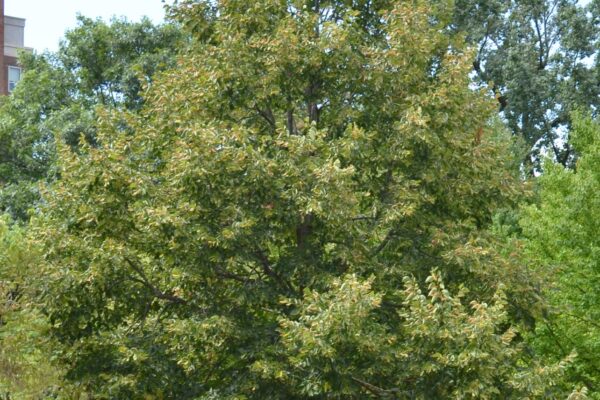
left=0, top=0, right=6, bottom=95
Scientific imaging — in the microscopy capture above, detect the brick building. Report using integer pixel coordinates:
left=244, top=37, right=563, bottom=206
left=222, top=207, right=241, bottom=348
left=0, top=0, right=30, bottom=95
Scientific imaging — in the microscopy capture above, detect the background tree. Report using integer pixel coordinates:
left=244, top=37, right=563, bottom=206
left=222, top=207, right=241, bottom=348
left=0, top=16, right=184, bottom=221
left=452, top=0, right=599, bottom=171
left=33, top=0, right=572, bottom=397
left=520, top=113, right=600, bottom=396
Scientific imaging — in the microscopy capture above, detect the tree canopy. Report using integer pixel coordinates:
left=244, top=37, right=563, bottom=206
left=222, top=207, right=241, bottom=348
left=520, top=113, right=600, bottom=394
left=0, top=16, right=184, bottom=221
left=29, top=0, right=574, bottom=397
left=453, top=0, right=600, bottom=171
left=0, top=0, right=599, bottom=399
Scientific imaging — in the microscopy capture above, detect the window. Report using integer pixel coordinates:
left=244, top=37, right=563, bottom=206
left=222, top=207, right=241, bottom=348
left=8, top=66, right=21, bottom=92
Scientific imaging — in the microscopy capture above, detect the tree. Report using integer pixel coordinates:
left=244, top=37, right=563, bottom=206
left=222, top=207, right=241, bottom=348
left=58, top=15, right=186, bottom=112
left=0, top=16, right=184, bottom=221
left=33, top=0, right=571, bottom=397
left=452, top=0, right=600, bottom=171
left=520, top=113, right=600, bottom=396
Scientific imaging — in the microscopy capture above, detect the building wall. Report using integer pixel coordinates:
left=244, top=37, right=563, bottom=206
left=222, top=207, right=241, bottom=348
left=0, top=0, right=5, bottom=95
left=0, top=1, right=28, bottom=95
left=5, top=16, right=24, bottom=58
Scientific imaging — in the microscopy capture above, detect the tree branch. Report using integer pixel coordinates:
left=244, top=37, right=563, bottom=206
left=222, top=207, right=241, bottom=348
left=351, top=376, right=402, bottom=398
left=125, top=257, right=188, bottom=305
left=254, top=249, right=295, bottom=294
left=254, top=105, right=276, bottom=130
left=286, top=108, right=299, bottom=135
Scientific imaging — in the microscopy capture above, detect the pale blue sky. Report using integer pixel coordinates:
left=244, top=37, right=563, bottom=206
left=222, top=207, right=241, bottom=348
left=5, top=0, right=173, bottom=52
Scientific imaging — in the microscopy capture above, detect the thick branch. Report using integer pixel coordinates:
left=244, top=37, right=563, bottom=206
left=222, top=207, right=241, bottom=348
left=372, top=229, right=394, bottom=256
left=254, top=105, right=276, bottom=130
left=214, top=265, right=252, bottom=284
left=471, top=60, right=507, bottom=112
left=286, top=109, right=299, bottom=135
left=254, top=250, right=295, bottom=294
left=351, top=376, right=402, bottom=398
left=125, top=258, right=188, bottom=306
left=533, top=17, right=546, bottom=70
left=296, top=213, right=314, bottom=250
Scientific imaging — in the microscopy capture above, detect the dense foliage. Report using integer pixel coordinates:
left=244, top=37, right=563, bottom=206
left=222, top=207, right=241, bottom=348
left=28, top=0, right=574, bottom=398
left=0, top=216, right=61, bottom=398
left=453, top=0, right=600, bottom=170
left=1, top=0, right=600, bottom=398
left=0, top=16, right=184, bottom=221
left=521, top=113, right=600, bottom=396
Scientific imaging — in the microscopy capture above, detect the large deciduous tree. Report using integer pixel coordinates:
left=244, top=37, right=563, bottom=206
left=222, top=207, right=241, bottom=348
left=34, top=0, right=574, bottom=398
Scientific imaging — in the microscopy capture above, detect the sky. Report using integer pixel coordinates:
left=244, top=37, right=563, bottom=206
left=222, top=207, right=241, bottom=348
left=5, top=0, right=171, bottom=53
